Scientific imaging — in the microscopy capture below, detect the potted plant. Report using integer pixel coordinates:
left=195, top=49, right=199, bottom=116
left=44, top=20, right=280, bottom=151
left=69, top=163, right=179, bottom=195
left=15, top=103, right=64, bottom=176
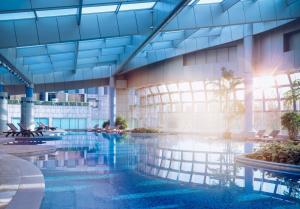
left=216, top=67, right=244, bottom=139
left=281, top=112, right=300, bottom=140
left=115, top=116, right=128, bottom=130
left=102, top=120, right=110, bottom=129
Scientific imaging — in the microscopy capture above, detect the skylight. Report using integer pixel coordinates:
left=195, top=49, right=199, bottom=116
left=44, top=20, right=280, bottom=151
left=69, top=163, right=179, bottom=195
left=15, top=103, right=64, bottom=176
left=197, top=0, right=223, bottom=4
left=82, top=5, right=118, bottom=14
left=36, top=8, right=77, bottom=18
left=0, top=12, right=35, bottom=21
left=119, top=2, right=156, bottom=11
left=188, top=0, right=197, bottom=5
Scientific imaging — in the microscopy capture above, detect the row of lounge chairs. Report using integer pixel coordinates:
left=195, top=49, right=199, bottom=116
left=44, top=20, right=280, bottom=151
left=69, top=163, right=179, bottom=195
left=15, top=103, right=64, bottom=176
left=88, top=124, right=125, bottom=134
left=4, top=123, right=43, bottom=137
left=252, top=129, right=280, bottom=140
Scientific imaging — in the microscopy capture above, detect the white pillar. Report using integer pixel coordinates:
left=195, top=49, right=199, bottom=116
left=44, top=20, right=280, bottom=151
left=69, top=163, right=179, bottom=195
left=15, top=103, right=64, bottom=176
left=21, top=86, right=34, bottom=130
left=243, top=24, right=255, bottom=135
left=0, top=92, right=8, bottom=132
left=109, top=77, right=116, bottom=127
left=45, top=92, right=49, bottom=101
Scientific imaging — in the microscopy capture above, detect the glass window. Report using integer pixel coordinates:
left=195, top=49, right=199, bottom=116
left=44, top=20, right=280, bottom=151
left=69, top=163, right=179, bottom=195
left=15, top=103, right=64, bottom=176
left=150, top=86, right=159, bottom=94
left=171, top=93, right=180, bottom=102
left=191, top=81, right=204, bottom=91
left=11, top=117, right=20, bottom=128
left=197, top=0, right=223, bottom=4
left=167, top=83, right=178, bottom=92
left=36, top=8, right=77, bottom=17
left=235, top=90, right=244, bottom=100
left=183, top=103, right=193, bottom=112
left=34, top=118, right=49, bottom=126
left=158, top=85, right=168, bottom=93
left=172, top=104, right=182, bottom=112
left=147, top=96, right=154, bottom=105
left=254, top=89, right=263, bottom=100
left=138, top=89, right=146, bottom=97
left=206, top=82, right=219, bottom=90
left=193, top=92, right=206, bottom=102
left=254, top=76, right=275, bottom=89
left=265, top=100, right=279, bottom=111
left=82, top=5, right=117, bottom=14
left=264, top=88, right=277, bottom=99
left=119, top=2, right=156, bottom=11
left=78, top=119, right=87, bottom=129
left=206, top=91, right=218, bottom=101
left=161, top=94, right=170, bottom=103
left=275, top=74, right=290, bottom=85
left=178, top=82, right=190, bottom=91
left=61, top=118, right=70, bottom=129
left=290, top=72, right=300, bottom=82
left=0, top=12, right=35, bottom=21
left=254, top=101, right=263, bottom=111
left=194, top=103, right=206, bottom=112
left=207, top=102, right=220, bottom=112
left=52, top=118, right=61, bottom=128
left=163, top=104, right=171, bottom=112
left=154, top=95, right=161, bottom=104
left=145, top=88, right=151, bottom=96
left=181, top=92, right=193, bottom=102
left=278, top=87, right=291, bottom=99
left=280, top=100, right=293, bottom=111
left=69, top=118, right=78, bottom=129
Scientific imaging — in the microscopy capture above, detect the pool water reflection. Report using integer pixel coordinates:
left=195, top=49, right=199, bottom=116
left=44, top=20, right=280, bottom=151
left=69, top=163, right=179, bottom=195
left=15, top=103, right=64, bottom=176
left=26, top=133, right=300, bottom=209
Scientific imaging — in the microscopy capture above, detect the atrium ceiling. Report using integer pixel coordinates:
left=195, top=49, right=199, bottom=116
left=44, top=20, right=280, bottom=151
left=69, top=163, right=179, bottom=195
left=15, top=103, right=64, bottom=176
left=0, top=0, right=299, bottom=88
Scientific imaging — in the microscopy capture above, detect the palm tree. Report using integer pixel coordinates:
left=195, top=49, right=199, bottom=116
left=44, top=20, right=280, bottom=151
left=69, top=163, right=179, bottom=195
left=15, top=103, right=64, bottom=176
left=217, top=67, right=244, bottom=138
left=284, top=79, right=300, bottom=111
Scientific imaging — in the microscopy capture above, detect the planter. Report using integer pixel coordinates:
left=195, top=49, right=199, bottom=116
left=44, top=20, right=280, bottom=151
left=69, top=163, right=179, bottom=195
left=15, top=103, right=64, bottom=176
left=235, top=154, right=300, bottom=176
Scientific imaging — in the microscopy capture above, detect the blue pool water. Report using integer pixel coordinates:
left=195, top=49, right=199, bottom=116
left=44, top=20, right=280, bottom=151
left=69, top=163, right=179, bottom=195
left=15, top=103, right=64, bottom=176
left=27, top=133, right=300, bottom=209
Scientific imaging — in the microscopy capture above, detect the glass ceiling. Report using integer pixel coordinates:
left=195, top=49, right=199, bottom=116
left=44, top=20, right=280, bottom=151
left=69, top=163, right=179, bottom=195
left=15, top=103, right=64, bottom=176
left=189, top=0, right=224, bottom=5
left=0, top=1, right=157, bottom=21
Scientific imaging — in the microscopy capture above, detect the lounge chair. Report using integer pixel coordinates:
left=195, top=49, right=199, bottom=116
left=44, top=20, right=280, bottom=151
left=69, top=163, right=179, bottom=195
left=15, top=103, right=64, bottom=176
left=3, top=123, right=21, bottom=137
left=262, top=130, right=280, bottom=140
left=88, top=124, right=100, bottom=132
left=18, top=123, right=43, bottom=137
left=255, top=130, right=266, bottom=138
left=37, top=122, right=56, bottom=131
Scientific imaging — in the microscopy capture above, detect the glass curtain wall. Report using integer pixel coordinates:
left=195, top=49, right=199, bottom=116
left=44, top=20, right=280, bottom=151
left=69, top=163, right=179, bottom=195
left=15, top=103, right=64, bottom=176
left=127, top=72, right=300, bottom=133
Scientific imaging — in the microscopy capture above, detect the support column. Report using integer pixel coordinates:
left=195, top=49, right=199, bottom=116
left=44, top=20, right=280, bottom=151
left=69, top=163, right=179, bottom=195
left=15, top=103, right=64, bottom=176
left=243, top=24, right=255, bottom=136
left=21, top=86, right=34, bottom=130
left=0, top=84, right=8, bottom=132
left=109, top=77, right=116, bottom=127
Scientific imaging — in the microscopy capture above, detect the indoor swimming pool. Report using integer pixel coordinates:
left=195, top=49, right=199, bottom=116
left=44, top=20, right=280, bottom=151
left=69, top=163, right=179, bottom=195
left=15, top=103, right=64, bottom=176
left=25, top=133, right=300, bottom=209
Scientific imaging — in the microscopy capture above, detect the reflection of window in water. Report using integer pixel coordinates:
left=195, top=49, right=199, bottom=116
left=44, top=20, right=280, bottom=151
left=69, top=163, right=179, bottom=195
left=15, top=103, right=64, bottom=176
left=137, top=144, right=300, bottom=201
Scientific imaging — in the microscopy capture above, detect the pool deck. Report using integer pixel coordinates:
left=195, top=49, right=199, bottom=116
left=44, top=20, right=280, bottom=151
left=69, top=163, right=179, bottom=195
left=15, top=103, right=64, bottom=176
left=0, top=145, right=56, bottom=157
left=0, top=137, right=15, bottom=145
left=0, top=144, right=56, bottom=209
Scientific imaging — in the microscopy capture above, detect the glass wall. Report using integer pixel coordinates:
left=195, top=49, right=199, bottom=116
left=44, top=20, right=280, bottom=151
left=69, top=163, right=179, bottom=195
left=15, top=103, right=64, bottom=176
left=127, top=72, right=300, bottom=132
left=52, top=118, right=87, bottom=129
left=34, top=118, right=49, bottom=126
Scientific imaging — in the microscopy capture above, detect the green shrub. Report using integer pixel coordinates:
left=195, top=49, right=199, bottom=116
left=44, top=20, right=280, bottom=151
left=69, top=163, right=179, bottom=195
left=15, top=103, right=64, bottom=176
left=281, top=112, right=300, bottom=140
left=115, top=116, right=128, bottom=130
left=247, top=141, right=300, bottom=165
left=131, top=128, right=159, bottom=133
left=102, top=120, right=110, bottom=128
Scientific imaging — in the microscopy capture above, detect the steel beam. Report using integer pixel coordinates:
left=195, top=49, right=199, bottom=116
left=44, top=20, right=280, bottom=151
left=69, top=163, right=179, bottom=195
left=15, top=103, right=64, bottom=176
left=0, top=53, right=32, bottom=86
left=221, top=0, right=240, bottom=11
left=115, top=0, right=193, bottom=75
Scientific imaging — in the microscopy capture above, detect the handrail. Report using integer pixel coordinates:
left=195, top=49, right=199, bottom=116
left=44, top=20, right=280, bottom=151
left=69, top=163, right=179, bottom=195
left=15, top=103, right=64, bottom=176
left=8, top=100, right=89, bottom=107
